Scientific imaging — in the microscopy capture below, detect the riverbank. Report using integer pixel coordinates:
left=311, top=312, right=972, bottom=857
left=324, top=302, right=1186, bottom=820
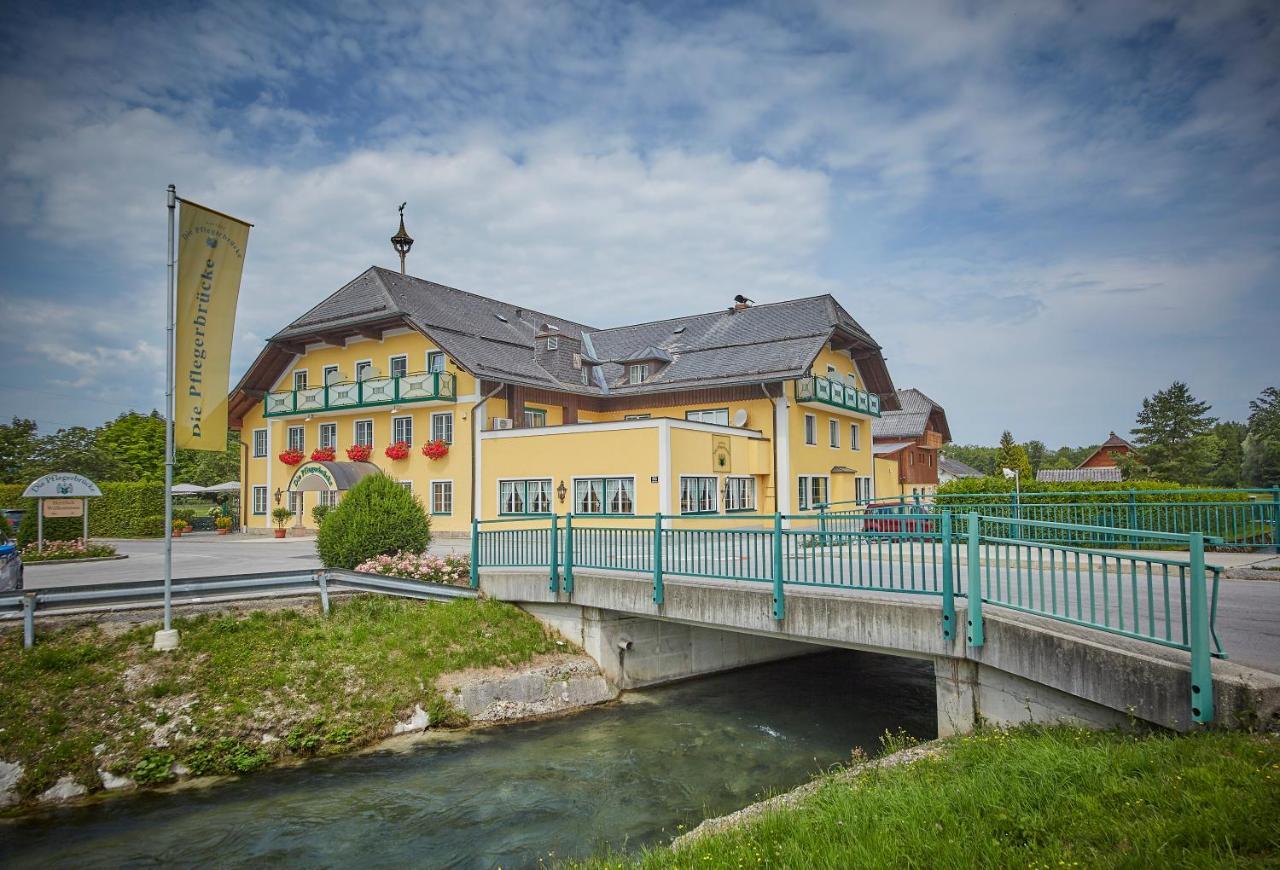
left=0, top=595, right=593, bottom=811
left=579, top=726, right=1280, bottom=868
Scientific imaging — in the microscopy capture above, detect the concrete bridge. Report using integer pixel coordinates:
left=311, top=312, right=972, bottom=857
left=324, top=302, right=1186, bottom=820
left=474, top=513, right=1280, bottom=735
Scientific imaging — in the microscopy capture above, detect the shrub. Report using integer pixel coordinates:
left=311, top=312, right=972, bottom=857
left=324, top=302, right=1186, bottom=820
left=317, top=473, right=431, bottom=569
left=138, top=514, right=167, bottom=537
left=271, top=507, right=294, bottom=529
left=21, top=539, right=117, bottom=562
left=354, top=550, right=469, bottom=585
left=311, top=503, right=330, bottom=525
left=11, top=482, right=166, bottom=546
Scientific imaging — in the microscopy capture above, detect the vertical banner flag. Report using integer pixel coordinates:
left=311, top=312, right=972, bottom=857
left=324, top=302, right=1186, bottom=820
left=174, top=200, right=251, bottom=451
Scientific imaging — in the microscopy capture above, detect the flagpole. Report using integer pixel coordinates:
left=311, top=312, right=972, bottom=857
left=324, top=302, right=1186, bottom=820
left=155, top=183, right=180, bottom=651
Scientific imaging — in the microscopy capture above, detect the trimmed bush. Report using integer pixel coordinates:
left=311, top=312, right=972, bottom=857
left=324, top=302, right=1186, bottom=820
left=9, top=482, right=167, bottom=546
left=317, top=473, right=431, bottom=569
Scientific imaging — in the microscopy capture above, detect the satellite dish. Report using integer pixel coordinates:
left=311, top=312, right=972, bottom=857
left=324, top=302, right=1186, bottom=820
left=732, top=409, right=749, bottom=427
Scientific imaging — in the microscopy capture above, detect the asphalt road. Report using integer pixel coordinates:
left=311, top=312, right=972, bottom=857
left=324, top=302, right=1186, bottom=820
left=21, top=535, right=1280, bottom=673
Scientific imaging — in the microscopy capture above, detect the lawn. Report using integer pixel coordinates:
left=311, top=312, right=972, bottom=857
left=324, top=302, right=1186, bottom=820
left=579, top=726, right=1280, bottom=869
left=0, top=596, right=563, bottom=806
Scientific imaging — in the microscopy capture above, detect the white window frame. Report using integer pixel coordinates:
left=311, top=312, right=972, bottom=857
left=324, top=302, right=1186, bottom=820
left=797, top=475, right=829, bottom=511
left=804, top=414, right=817, bottom=446
left=354, top=419, right=374, bottom=447
left=355, top=359, right=374, bottom=381
left=320, top=490, right=338, bottom=507
left=388, top=354, right=408, bottom=379
left=392, top=415, right=414, bottom=446
left=427, top=350, right=446, bottom=373
left=856, top=476, right=872, bottom=503
left=323, top=364, right=339, bottom=386
left=686, top=408, right=730, bottom=426
left=252, top=485, right=268, bottom=515
left=723, top=476, right=756, bottom=512
left=398, top=480, right=413, bottom=493
left=498, top=478, right=553, bottom=515
left=523, top=407, right=547, bottom=428
left=287, top=425, right=305, bottom=453
left=624, top=414, right=651, bottom=420
left=680, top=475, right=719, bottom=515
left=573, top=476, right=635, bottom=515
left=431, top=480, right=454, bottom=515
left=546, top=336, right=559, bottom=351
left=628, top=364, right=647, bottom=384
left=293, top=369, right=308, bottom=391
left=829, top=418, right=840, bottom=448
left=850, top=422, right=861, bottom=451
left=319, top=423, right=337, bottom=450
left=252, top=428, right=267, bottom=458
left=431, top=411, right=454, bottom=444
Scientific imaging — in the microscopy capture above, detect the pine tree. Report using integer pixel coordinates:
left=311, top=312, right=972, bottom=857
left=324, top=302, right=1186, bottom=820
left=1130, top=382, right=1218, bottom=483
left=1024, top=440, right=1047, bottom=474
left=1242, top=386, right=1280, bottom=487
left=994, top=430, right=1034, bottom=481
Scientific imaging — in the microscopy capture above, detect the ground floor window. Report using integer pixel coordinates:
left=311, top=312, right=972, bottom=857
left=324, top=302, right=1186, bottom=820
left=320, top=490, right=338, bottom=507
left=431, top=481, right=453, bottom=515
left=574, top=477, right=634, bottom=514
left=855, top=476, right=872, bottom=503
left=797, top=475, right=829, bottom=511
left=500, top=478, right=553, bottom=515
left=252, top=485, right=267, bottom=515
left=723, top=476, right=756, bottom=512
left=681, top=476, right=718, bottom=514
left=288, top=491, right=304, bottom=520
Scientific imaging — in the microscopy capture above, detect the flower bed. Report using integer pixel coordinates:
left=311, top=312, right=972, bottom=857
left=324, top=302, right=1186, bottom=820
left=422, top=439, right=449, bottom=460
left=384, top=441, right=410, bottom=461
left=346, top=444, right=372, bottom=462
left=278, top=448, right=305, bottom=466
left=21, top=539, right=118, bottom=563
left=310, top=447, right=336, bottom=462
left=354, top=551, right=470, bottom=585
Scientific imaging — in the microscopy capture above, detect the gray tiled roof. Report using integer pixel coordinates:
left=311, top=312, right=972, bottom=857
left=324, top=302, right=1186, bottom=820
left=258, top=266, right=896, bottom=399
left=1036, top=468, right=1123, bottom=482
left=873, top=388, right=948, bottom=440
left=939, top=455, right=984, bottom=478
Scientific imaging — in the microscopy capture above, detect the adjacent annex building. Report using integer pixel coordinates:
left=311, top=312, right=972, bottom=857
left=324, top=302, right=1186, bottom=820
left=871, top=388, right=952, bottom=499
left=228, top=259, right=901, bottom=535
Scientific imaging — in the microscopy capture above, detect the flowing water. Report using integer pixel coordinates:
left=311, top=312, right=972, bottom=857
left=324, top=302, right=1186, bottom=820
left=0, top=651, right=936, bottom=869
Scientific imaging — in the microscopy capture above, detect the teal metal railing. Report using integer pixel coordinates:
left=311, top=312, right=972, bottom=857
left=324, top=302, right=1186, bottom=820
left=794, top=374, right=882, bottom=417
left=264, top=370, right=457, bottom=417
left=819, top=487, right=1280, bottom=551
left=473, top=509, right=1223, bottom=723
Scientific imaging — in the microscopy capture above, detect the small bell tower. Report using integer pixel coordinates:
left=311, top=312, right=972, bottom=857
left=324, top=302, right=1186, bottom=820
left=391, top=202, right=414, bottom=275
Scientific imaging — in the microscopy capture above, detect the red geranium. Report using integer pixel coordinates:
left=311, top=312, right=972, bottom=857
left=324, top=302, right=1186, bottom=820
left=310, top=447, right=336, bottom=462
left=422, top=439, right=449, bottom=460
left=346, top=443, right=372, bottom=462
left=385, top=441, right=410, bottom=460
left=279, top=448, right=304, bottom=466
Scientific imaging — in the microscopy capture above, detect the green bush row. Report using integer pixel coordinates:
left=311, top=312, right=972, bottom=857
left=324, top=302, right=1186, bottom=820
left=1, top=482, right=168, bottom=545
left=935, top=477, right=1260, bottom=504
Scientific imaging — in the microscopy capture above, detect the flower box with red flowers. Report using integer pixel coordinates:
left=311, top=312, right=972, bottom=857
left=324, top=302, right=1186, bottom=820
left=310, top=447, right=336, bottom=462
left=279, top=448, right=305, bottom=466
left=384, top=441, right=411, bottom=460
left=346, top=444, right=372, bottom=462
left=422, top=439, right=449, bottom=460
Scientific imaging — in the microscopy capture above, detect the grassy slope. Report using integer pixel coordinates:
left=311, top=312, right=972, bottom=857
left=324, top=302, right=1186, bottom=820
left=0, top=596, right=562, bottom=803
left=583, top=727, right=1280, bottom=869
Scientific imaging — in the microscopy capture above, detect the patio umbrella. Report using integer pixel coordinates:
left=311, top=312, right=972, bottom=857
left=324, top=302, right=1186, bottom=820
left=171, top=483, right=207, bottom=494
left=204, top=481, right=241, bottom=492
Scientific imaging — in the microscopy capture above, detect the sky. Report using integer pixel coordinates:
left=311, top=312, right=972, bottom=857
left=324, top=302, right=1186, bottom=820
left=0, top=0, right=1276, bottom=446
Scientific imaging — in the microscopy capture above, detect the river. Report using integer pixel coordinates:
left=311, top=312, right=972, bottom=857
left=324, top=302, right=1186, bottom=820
left=0, top=650, right=936, bottom=869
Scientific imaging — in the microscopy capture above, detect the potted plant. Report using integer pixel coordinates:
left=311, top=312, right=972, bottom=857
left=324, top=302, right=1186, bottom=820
left=422, top=439, right=449, bottom=460
left=215, top=516, right=234, bottom=535
left=346, top=443, right=372, bottom=462
left=385, top=440, right=410, bottom=460
left=310, top=446, right=336, bottom=462
left=279, top=448, right=305, bottom=466
left=172, top=518, right=187, bottom=538
left=271, top=507, right=294, bottom=538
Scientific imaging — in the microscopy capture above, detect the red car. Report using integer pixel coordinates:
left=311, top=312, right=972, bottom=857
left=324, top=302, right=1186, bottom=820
left=862, top=503, right=936, bottom=536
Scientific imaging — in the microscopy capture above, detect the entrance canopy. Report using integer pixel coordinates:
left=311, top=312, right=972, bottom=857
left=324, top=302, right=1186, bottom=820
left=289, top=460, right=380, bottom=493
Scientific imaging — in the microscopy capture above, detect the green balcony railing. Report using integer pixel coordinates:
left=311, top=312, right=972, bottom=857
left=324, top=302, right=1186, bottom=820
left=264, top=370, right=457, bottom=418
left=795, top=374, right=881, bottom=417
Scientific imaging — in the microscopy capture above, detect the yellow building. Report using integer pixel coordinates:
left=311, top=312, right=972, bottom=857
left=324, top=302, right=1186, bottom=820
left=228, top=266, right=900, bottom=535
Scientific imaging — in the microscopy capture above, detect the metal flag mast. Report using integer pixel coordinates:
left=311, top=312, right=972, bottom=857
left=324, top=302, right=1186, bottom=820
left=155, top=184, right=180, bottom=651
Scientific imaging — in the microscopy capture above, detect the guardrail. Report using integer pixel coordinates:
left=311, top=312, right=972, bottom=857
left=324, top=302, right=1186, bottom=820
left=0, top=569, right=474, bottom=649
left=473, top=511, right=1223, bottom=723
left=818, top=487, right=1280, bottom=551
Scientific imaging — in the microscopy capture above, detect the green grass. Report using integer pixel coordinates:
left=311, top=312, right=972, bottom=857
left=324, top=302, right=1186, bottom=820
left=578, top=727, right=1280, bottom=869
left=0, top=596, right=563, bottom=805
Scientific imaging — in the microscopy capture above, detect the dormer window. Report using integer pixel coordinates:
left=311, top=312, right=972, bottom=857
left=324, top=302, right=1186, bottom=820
left=546, top=336, right=559, bottom=351
left=628, top=364, right=648, bottom=385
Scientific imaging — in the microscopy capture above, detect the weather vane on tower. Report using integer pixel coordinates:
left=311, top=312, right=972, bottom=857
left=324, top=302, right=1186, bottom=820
left=391, top=202, right=414, bottom=275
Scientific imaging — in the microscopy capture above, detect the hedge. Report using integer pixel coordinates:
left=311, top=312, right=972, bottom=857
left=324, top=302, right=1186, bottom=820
left=934, top=477, right=1259, bottom=505
left=1, top=482, right=167, bottom=545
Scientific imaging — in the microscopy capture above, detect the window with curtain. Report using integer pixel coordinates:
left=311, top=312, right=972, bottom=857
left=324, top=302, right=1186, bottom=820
left=681, top=477, right=718, bottom=514
left=723, top=477, right=755, bottom=511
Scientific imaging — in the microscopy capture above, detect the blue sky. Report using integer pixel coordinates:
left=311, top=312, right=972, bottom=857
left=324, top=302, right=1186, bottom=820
left=1, top=0, right=1276, bottom=445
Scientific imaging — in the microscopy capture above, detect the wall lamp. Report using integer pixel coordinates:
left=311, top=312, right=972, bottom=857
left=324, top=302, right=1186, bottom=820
left=274, top=488, right=284, bottom=505
left=557, top=481, right=567, bottom=503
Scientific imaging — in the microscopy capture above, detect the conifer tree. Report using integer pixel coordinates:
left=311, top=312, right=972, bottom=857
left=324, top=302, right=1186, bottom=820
left=1130, top=382, right=1218, bottom=483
